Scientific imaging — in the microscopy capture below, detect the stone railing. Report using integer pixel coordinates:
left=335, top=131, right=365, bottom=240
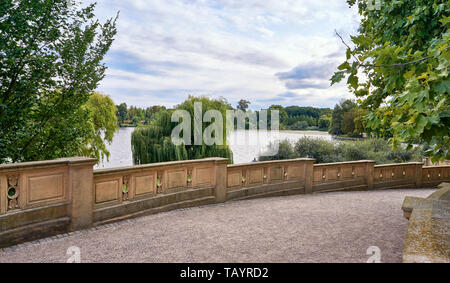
left=226, top=158, right=314, bottom=201
left=313, top=160, right=374, bottom=192
left=422, top=165, right=450, bottom=187
left=0, top=158, right=97, bottom=247
left=1, top=157, right=450, bottom=248
left=92, top=158, right=227, bottom=225
left=374, top=162, right=422, bottom=189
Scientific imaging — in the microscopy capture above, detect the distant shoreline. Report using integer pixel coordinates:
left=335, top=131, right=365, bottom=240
left=119, top=126, right=330, bottom=136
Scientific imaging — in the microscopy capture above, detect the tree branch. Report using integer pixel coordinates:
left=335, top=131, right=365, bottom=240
left=334, top=30, right=433, bottom=68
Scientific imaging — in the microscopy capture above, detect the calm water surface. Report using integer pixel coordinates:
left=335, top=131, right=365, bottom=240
left=95, top=128, right=332, bottom=169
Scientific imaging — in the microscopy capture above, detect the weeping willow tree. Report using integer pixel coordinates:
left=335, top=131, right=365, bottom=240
left=131, top=96, right=234, bottom=164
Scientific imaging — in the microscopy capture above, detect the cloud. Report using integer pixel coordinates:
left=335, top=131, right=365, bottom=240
left=275, top=61, right=340, bottom=90
left=88, top=0, right=360, bottom=108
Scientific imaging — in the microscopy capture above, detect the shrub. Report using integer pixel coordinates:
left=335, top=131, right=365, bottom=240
left=294, top=137, right=343, bottom=163
left=258, top=137, right=423, bottom=164
left=259, top=139, right=295, bottom=161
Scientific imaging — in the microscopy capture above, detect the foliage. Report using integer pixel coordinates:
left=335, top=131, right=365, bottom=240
left=132, top=96, right=234, bottom=164
left=294, top=137, right=341, bottom=163
left=80, top=92, right=119, bottom=163
left=265, top=105, right=332, bottom=131
left=0, top=0, right=118, bottom=163
left=115, top=103, right=167, bottom=126
left=331, top=0, right=450, bottom=161
left=259, top=137, right=423, bottom=164
left=289, top=120, right=309, bottom=130
left=258, top=139, right=296, bottom=161
left=329, top=99, right=364, bottom=137
left=318, top=115, right=332, bottom=130
left=237, top=99, right=251, bottom=112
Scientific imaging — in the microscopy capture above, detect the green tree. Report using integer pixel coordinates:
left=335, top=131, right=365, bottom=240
left=329, top=99, right=361, bottom=136
left=267, top=105, right=288, bottom=129
left=132, top=96, right=234, bottom=164
left=341, top=108, right=357, bottom=135
left=237, top=99, right=251, bottom=112
left=0, top=0, right=118, bottom=163
left=331, top=0, right=449, bottom=161
left=81, top=92, right=119, bottom=163
left=318, top=115, right=331, bottom=130
left=116, top=103, right=128, bottom=124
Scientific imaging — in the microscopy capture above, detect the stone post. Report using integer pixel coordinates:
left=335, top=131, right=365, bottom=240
left=0, top=174, right=6, bottom=215
left=365, top=161, right=376, bottom=190
left=414, top=162, right=423, bottom=188
left=214, top=158, right=229, bottom=203
left=304, top=158, right=315, bottom=194
left=68, top=157, right=97, bottom=231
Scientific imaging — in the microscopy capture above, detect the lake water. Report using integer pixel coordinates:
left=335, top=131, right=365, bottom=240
left=95, top=127, right=332, bottom=169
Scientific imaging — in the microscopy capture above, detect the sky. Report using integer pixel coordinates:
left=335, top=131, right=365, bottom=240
left=88, top=0, right=361, bottom=110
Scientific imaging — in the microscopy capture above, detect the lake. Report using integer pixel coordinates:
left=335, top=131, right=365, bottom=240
left=95, top=127, right=332, bottom=169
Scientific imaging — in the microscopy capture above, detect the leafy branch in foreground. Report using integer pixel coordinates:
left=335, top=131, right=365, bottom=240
left=0, top=0, right=118, bottom=163
left=331, top=0, right=450, bottom=162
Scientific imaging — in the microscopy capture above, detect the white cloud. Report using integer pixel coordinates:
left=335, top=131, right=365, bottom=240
left=88, top=0, right=360, bottom=109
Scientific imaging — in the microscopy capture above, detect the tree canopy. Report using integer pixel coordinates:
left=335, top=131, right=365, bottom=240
left=329, top=99, right=364, bottom=137
left=0, top=0, right=118, bottom=163
left=81, top=92, right=118, bottom=163
left=131, top=96, right=234, bottom=164
left=237, top=99, right=251, bottom=112
left=331, top=0, right=449, bottom=161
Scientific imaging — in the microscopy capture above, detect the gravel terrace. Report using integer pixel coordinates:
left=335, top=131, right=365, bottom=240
left=0, top=188, right=434, bottom=263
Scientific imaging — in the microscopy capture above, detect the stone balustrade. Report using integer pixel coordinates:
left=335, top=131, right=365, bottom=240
left=1, top=156, right=450, bottom=248
left=313, top=160, right=375, bottom=192
left=226, top=158, right=314, bottom=200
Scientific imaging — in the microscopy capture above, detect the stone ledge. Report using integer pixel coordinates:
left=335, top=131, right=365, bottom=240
left=401, top=183, right=449, bottom=263
left=0, top=217, right=70, bottom=248
left=0, top=157, right=97, bottom=172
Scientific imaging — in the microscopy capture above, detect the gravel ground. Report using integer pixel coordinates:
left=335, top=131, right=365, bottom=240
left=0, top=188, right=434, bottom=263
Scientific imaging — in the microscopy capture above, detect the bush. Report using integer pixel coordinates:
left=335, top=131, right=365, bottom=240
left=258, top=137, right=423, bottom=164
left=259, top=139, right=295, bottom=161
left=294, top=137, right=343, bottom=163
left=289, top=120, right=309, bottom=130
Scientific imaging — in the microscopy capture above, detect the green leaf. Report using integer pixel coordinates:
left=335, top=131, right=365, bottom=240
left=440, top=16, right=450, bottom=25
left=439, top=110, right=450, bottom=118
left=433, top=80, right=450, bottom=94
left=338, top=61, right=351, bottom=70
left=347, top=75, right=358, bottom=89
left=330, top=71, right=345, bottom=85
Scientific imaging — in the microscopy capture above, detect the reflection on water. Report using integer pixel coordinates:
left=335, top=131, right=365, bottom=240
left=95, top=127, right=332, bottom=169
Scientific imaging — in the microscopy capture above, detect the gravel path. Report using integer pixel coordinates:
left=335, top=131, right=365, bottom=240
left=0, top=188, right=434, bottom=263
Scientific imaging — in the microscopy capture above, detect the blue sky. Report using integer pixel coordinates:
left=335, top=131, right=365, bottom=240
left=89, top=0, right=361, bottom=110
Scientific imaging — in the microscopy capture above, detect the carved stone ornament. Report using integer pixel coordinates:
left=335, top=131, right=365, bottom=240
left=156, top=171, right=163, bottom=193
left=122, top=176, right=129, bottom=201
left=7, top=175, right=19, bottom=210
left=187, top=168, right=193, bottom=187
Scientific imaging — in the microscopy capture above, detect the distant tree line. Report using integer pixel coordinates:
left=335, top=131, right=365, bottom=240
left=116, top=98, right=369, bottom=138
left=267, top=105, right=332, bottom=131
left=116, top=103, right=167, bottom=127
left=116, top=99, right=335, bottom=132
